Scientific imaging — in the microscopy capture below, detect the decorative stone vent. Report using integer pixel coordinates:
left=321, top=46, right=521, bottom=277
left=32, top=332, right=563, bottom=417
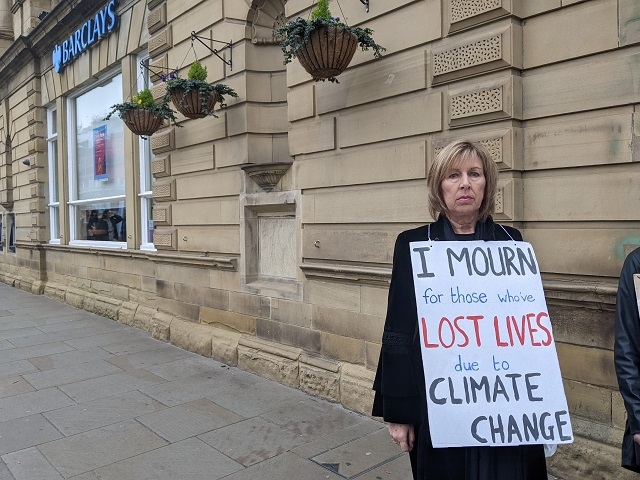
left=242, top=163, right=291, bottom=192
left=451, top=87, right=503, bottom=119
left=435, top=136, right=503, bottom=165
left=148, top=26, right=172, bottom=57
left=148, top=2, right=167, bottom=34
left=447, top=0, right=514, bottom=34
left=450, top=0, right=502, bottom=24
left=434, top=35, right=502, bottom=77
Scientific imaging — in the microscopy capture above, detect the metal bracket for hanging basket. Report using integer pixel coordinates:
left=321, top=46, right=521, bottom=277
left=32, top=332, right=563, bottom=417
left=191, top=32, right=233, bottom=71
left=359, top=0, right=370, bottom=13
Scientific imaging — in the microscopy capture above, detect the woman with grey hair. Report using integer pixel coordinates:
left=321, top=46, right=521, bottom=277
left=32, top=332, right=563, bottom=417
left=372, top=140, right=547, bottom=479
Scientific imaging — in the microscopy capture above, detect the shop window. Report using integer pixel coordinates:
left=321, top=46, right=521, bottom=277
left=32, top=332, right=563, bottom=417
left=7, top=213, right=15, bottom=253
left=67, top=72, right=126, bottom=247
left=47, top=107, right=60, bottom=243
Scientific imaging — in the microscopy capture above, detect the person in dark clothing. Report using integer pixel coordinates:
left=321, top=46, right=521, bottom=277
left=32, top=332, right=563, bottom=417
left=102, top=209, right=123, bottom=241
left=614, top=247, right=640, bottom=472
left=87, top=210, right=108, bottom=241
left=372, top=140, right=548, bottom=479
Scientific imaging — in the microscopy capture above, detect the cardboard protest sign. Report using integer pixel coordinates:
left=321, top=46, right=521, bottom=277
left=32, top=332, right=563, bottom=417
left=410, top=241, right=573, bottom=448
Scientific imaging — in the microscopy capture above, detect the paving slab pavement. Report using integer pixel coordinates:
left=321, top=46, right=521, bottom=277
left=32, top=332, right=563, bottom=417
left=0, top=283, right=412, bottom=480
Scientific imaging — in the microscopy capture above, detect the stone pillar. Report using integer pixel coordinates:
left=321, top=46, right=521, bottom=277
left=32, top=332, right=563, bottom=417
left=0, top=0, right=13, bottom=56
left=0, top=100, right=13, bottom=211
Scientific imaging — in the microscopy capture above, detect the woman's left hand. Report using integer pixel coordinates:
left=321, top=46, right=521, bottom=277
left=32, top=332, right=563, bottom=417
left=388, top=423, right=415, bottom=452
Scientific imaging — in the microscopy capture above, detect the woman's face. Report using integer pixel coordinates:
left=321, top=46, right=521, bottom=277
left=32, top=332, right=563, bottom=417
left=440, top=154, right=486, bottom=219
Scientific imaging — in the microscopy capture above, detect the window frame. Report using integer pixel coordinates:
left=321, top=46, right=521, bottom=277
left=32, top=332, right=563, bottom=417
left=47, top=106, right=60, bottom=244
left=7, top=213, right=15, bottom=253
left=66, top=68, right=127, bottom=248
left=137, top=53, right=156, bottom=251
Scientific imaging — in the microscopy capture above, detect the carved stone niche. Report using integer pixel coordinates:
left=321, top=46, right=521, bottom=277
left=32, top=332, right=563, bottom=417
left=242, top=162, right=291, bottom=192
left=249, top=0, right=286, bottom=45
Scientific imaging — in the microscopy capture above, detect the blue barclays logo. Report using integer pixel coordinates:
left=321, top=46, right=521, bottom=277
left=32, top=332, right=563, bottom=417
left=52, top=45, right=62, bottom=73
left=52, top=0, right=119, bottom=74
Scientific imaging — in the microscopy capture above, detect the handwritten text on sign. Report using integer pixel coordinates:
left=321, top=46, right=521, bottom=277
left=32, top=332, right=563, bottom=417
left=410, top=241, right=573, bottom=448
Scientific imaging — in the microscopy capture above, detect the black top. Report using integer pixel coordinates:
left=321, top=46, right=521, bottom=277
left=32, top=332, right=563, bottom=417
left=614, top=247, right=640, bottom=472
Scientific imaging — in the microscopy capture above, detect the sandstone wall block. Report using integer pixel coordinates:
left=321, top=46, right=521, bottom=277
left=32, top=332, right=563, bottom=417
left=150, top=311, right=173, bottom=342
left=299, top=354, right=341, bottom=402
left=170, top=318, right=213, bottom=357
left=210, top=326, right=241, bottom=366
left=131, top=305, right=157, bottom=332
left=340, top=363, right=376, bottom=415
left=117, top=302, right=138, bottom=327
left=64, top=287, right=85, bottom=309
left=238, top=335, right=301, bottom=387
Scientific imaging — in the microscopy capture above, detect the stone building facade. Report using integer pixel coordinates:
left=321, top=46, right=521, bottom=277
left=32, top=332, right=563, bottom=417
left=0, top=0, right=639, bottom=477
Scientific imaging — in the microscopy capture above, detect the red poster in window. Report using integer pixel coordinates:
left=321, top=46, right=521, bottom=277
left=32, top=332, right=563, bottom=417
left=94, top=125, right=108, bottom=180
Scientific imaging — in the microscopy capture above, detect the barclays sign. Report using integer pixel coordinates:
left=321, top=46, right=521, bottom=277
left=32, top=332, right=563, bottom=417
left=52, top=0, right=119, bottom=73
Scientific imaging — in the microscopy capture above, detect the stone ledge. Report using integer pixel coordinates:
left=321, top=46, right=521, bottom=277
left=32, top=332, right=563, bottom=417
left=146, top=251, right=238, bottom=271
left=32, top=243, right=237, bottom=272
left=544, top=280, right=617, bottom=307
left=300, top=262, right=391, bottom=287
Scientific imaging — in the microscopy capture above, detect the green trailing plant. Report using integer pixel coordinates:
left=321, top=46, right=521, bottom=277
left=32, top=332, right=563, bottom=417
left=104, top=87, right=178, bottom=123
left=274, top=0, right=385, bottom=83
left=163, top=60, right=238, bottom=117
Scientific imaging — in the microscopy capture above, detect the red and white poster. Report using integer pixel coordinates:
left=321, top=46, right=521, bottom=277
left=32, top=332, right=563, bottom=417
left=93, top=125, right=107, bottom=180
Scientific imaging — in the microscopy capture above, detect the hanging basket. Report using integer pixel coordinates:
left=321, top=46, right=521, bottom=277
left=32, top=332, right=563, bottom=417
left=169, top=87, right=218, bottom=119
left=121, top=109, right=163, bottom=136
left=296, top=25, right=358, bottom=80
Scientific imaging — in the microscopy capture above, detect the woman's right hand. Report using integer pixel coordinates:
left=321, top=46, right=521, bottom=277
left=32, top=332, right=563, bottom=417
left=388, top=423, right=415, bottom=452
